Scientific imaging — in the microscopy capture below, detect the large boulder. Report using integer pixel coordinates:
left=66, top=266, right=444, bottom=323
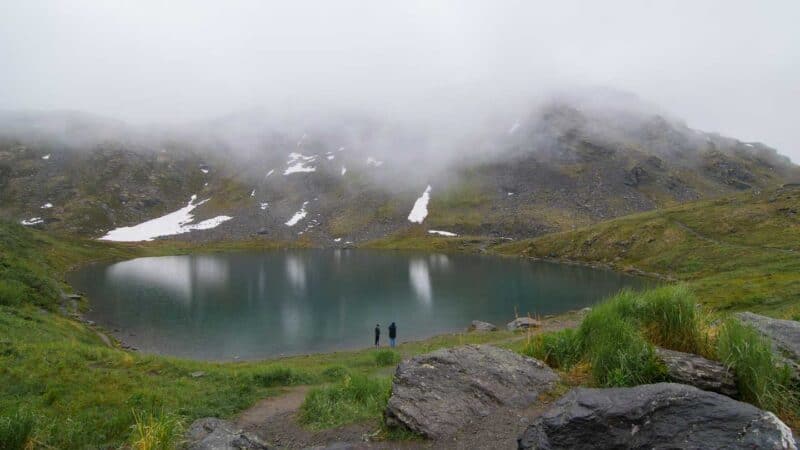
left=518, top=383, right=796, bottom=450
left=507, top=317, right=541, bottom=331
left=385, top=345, right=558, bottom=440
left=736, top=312, right=800, bottom=373
left=469, top=320, right=498, bottom=332
left=655, top=347, right=738, bottom=397
left=185, top=418, right=271, bottom=450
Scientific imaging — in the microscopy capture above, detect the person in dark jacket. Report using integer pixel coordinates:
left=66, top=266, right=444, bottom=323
left=374, top=324, right=380, bottom=347
left=388, top=322, right=397, bottom=348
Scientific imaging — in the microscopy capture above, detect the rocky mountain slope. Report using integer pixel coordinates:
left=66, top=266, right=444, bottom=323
left=1, top=95, right=797, bottom=244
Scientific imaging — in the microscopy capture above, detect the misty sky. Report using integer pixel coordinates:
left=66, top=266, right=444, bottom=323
left=1, top=1, right=798, bottom=160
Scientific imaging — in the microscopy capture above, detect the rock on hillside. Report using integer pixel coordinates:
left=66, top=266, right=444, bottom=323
left=518, top=383, right=796, bottom=450
left=736, top=312, right=800, bottom=375
left=655, top=347, right=738, bottom=397
left=384, top=345, right=558, bottom=439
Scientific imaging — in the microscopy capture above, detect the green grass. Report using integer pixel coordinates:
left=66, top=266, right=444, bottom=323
left=0, top=409, right=36, bottom=450
left=373, top=349, right=401, bottom=367
left=129, top=410, right=184, bottom=450
left=522, top=285, right=703, bottom=387
left=298, top=374, right=393, bottom=429
left=252, top=366, right=317, bottom=387
left=717, top=319, right=797, bottom=415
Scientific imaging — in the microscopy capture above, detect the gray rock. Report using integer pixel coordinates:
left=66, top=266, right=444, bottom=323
left=469, top=320, right=498, bottom=332
left=518, top=383, right=796, bottom=450
left=186, top=418, right=271, bottom=450
left=385, top=345, right=557, bottom=439
left=507, top=317, right=541, bottom=331
left=655, top=347, right=738, bottom=397
left=736, top=312, right=800, bottom=373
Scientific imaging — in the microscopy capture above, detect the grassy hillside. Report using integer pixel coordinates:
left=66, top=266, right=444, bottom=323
left=495, top=185, right=800, bottom=317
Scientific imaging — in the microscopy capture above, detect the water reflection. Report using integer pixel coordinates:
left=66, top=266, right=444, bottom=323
left=409, top=258, right=433, bottom=305
left=69, top=250, right=654, bottom=360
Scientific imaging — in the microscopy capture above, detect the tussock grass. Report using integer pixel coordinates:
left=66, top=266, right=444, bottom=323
left=0, top=409, right=36, bottom=450
left=523, top=284, right=702, bottom=387
left=373, top=349, right=401, bottom=367
left=299, top=374, right=392, bottom=429
left=129, top=410, right=184, bottom=450
left=717, top=319, right=797, bottom=415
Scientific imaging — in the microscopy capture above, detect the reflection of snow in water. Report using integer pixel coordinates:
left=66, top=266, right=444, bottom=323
left=409, top=258, right=433, bottom=305
left=285, top=255, right=306, bottom=290
left=429, top=254, right=450, bottom=269
left=106, top=256, right=228, bottom=302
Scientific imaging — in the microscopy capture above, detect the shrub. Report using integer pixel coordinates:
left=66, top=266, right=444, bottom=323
left=374, top=349, right=401, bottom=367
left=129, top=410, right=184, bottom=450
left=252, top=366, right=314, bottom=387
left=522, top=328, right=582, bottom=370
left=717, top=319, right=797, bottom=413
left=0, top=409, right=36, bottom=450
left=299, top=374, right=392, bottom=429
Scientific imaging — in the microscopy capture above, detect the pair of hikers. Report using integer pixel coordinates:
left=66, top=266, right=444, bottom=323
left=374, top=322, right=397, bottom=348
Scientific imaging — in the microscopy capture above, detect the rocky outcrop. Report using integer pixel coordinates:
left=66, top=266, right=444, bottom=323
left=507, top=317, right=541, bottom=331
left=736, top=312, right=800, bottom=374
left=655, top=347, right=738, bottom=397
left=385, top=345, right=557, bottom=440
left=518, top=383, right=796, bottom=450
left=185, top=418, right=271, bottom=450
left=468, top=320, right=498, bottom=332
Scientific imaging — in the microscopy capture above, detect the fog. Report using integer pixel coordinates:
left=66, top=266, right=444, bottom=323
left=0, top=1, right=798, bottom=160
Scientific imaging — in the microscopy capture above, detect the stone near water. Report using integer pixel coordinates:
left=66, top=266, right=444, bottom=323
left=655, top=347, right=738, bottom=397
left=507, top=317, right=541, bottom=331
left=469, top=320, right=498, bottom=332
left=385, top=345, right=557, bottom=440
left=185, top=417, right=271, bottom=450
left=518, top=383, right=796, bottom=450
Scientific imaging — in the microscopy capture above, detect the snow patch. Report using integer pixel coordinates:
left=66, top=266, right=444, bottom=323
left=508, top=120, right=520, bottom=134
left=265, top=169, right=275, bottom=178
left=341, top=166, right=347, bottom=176
left=42, top=154, right=51, bottom=160
left=428, top=230, right=458, bottom=237
left=333, top=238, right=342, bottom=242
left=285, top=202, right=309, bottom=226
left=408, top=185, right=432, bottom=224
left=284, top=152, right=317, bottom=175
left=366, top=157, right=383, bottom=167
left=338, top=146, right=345, bottom=152
left=250, top=189, right=255, bottom=197
left=21, top=217, right=44, bottom=226
left=327, top=154, right=335, bottom=160
left=745, top=143, right=754, bottom=148
left=99, top=195, right=233, bottom=242
left=41, top=203, right=53, bottom=209
left=200, top=168, right=209, bottom=174
left=260, top=202, right=269, bottom=210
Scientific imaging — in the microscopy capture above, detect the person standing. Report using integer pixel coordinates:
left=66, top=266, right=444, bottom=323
left=374, top=324, right=381, bottom=347
left=389, top=322, right=397, bottom=348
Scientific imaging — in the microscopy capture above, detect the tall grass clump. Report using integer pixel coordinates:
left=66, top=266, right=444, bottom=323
left=252, top=365, right=315, bottom=387
left=129, top=410, right=184, bottom=450
left=374, top=349, right=401, bottom=366
left=299, top=374, right=392, bottom=429
left=522, top=328, right=582, bottom=370
left=717, top=319, right=797, bottom=413
left=0, top=409, right=36, bottom=450
left=636, top=284, right=707, bottom=354
left=578, top=309, right=665, bottom=387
